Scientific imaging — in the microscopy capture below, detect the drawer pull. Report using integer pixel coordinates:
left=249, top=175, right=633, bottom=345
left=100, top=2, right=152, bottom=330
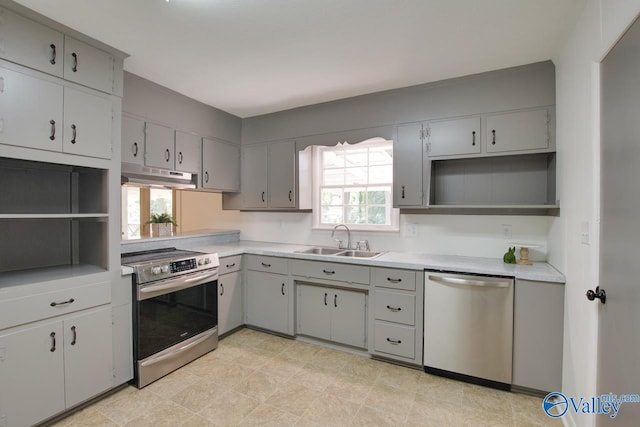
left=220, top=283, right=224, bottom=296
left=387, top=277, right=402, bottom=283
left=261, top=262, right=271, bottom=268
left=178, top=151, right=183, bottom=164
left=323, top=269, right=335, bottom=275
left=70, top=124, right=77, bottom=144
left=205, top=171, right=209, bottom=183
left=70, top=325, right=77, bottom=346
left=50, top=298, right=75, bottom=307
left=49, top=120, right=56, bottom=141
left=386, top=338, right=402, bottom=345
left=492, top=129, right=496, bottom=145
left=226, top=263, right=236, bottom=268
left=324, top=292, right=328, bottom=306
left=281, top=283, right=285, bottom=296
left=334, top=294, right=338, bottom=307
left=132, top=141, right=138, bottom=156
left=165, top=148, right=171, bottom=162
left=50, top=332, right=56, bottom=352
left=386, top=305, right=402, bottom=312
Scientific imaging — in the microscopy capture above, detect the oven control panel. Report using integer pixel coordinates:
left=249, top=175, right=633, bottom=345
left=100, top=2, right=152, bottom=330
left=170, top=258, right=198, bottom=273
left=138, top=253, right=219, bottom=283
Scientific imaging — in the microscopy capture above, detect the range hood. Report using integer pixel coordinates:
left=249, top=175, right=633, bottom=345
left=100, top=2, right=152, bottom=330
left=121, top=163, right=197, bottom=189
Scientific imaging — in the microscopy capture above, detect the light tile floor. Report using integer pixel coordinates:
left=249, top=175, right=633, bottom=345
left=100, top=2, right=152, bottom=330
left=52, top=328, right=560, bottom=426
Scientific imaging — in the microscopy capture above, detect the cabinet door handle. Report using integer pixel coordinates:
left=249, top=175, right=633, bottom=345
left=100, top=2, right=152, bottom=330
left=261, top=262, right=271, bottom=268
left=165, top=148, right=170, bottom=162
left=334, top=294, right=337, bottom=308
left=386, top=305, right=402, bottom=312
left=288, top=190, right=292, bottom=202
left=50, top=332, right=56, bottom=352
left=226, top=263, right=235, bottom=268
left=49, top=43, right=57, bottom=65
left=71, top=52, right=78, bottom=72
left=49, top=120, right=56, bottom=141
left=50, top=298, right=75, bottom=307
left=70, top=124, right=77, bottom=144
left=323, top=269, right=335, bottom=275
left=70, top=325, right=77, bottom=346
left=220, top=283, right=224, bottom=296
left=205, top=171, right=209, bottom=183
left=281, top=283, right=285, bottom=296
left=261, top=191, right=265, bottom=203
left=401, top=185, right=405, bottom=199
left=178, top=151, right=183, bottom=164
left=472, top=130, right=476, bottom=146
left=324, top=292, right=328, bottom=306
left=492, top=129, right=496, bottom=145
left=386, top=338, right=402, bottom=345
left=386, top=277, right=402, bottom=283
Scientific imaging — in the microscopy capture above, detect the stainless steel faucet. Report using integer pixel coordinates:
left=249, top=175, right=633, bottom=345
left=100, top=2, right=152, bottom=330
left=331, top=224, right=351, bottom=249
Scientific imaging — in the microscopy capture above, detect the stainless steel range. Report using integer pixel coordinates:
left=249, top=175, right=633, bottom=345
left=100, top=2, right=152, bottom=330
left=121, top=247, right=219, bottom=388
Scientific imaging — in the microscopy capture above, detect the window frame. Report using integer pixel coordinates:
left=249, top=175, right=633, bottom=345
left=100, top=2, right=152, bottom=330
left=312, top=139, right=399, bottom=232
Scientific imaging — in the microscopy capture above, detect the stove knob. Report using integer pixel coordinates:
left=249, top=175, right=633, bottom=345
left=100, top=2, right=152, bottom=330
left=161, top=265, right=169, bottom=273
left=204, top=258, right=211, bottom=265
left=198, top=259, right=204, bottom=266
left=151, top=266, right=162, bottom=275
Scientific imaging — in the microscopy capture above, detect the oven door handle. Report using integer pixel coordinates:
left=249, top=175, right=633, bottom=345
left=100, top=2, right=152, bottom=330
left=140, top=329, right=217, bottom=367
left=138, top=270, right=218, bottom=300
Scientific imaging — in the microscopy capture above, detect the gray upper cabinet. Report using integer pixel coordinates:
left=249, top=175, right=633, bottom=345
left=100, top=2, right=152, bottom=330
left=175, top=131, right=200, bottom=173
left=63, top=36, right=114, bottom=94
left=268, top=140, right=295, bottom=208
left=394, top=123, right=424, bottom=207
left=242, top=144, right=268, bottom=208
left=121, top=115, right=145, bottom=165
left=0, top=7, right=64, bottom=77
left=486, top=109, right=549, bottom=153
left=62, top=87, right=113, bottom=159
left=202, top=137, right=240, bottom=191
left=0, top=65, right=63, bottom=152
left=144, top=122, right=174, bottom=169
left=427, top=116, right=481, bottom=157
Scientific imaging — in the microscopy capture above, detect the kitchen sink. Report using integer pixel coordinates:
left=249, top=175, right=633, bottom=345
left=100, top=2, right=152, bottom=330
left=294, top=247, right=384, bottom=258
left=294, top=247, right=345, bottom=255
left=334, top=250, right=383, bottom=258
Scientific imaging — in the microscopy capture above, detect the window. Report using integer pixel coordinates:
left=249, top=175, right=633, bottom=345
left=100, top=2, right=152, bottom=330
left=313, top=138, right=399, bottom=231
left=121, top=187, right=174, bottom=239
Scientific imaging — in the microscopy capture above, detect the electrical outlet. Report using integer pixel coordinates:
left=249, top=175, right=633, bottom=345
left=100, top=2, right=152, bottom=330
left=405, top=223, right=418, bottom=237
left=501, top=224, right=512, bottom=239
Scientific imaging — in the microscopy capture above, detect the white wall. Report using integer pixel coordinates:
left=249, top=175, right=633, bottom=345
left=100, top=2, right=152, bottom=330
left=551, top=1, right=640, bottom=426
left=180, top=192, right=550, bottom=259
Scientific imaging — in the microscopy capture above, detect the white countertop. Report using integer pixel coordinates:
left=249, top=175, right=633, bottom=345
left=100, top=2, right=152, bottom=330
left=131, top=240, right=565, bottom=283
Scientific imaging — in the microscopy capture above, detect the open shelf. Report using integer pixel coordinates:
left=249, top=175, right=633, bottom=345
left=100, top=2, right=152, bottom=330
left=0, top=213, right=109, bottom=219
left=0, top=264, right=108, bottom=289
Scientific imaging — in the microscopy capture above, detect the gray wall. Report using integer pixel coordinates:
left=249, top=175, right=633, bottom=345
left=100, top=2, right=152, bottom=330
left=123, top=72, right=241, bottom=144
left=242, top=61, right=555, bottom=144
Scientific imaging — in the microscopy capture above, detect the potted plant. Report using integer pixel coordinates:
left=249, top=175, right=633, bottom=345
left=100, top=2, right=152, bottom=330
left=147, top=213, right=178, bottom=237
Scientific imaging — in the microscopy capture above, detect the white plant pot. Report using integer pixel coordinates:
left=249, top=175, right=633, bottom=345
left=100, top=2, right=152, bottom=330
left=151, top=223, right=173, bottom=237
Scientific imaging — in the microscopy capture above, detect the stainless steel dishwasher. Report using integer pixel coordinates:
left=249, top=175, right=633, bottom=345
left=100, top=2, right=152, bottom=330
left=424, top=270, right=514, bottom=390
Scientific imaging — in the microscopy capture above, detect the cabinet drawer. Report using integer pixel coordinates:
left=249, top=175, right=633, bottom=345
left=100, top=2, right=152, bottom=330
left=219, top=255, right=242, bottom=275
left=374, top=290, right=415, bottom=325
left=291, top=260, right=369, bottom=284
left=0, top=281, right=111, bottom=330
left=374, top=321, right=415, bottom=359
left=246, top=255, right=288, bottom=275
left=371, top=268, right=416, bottom=291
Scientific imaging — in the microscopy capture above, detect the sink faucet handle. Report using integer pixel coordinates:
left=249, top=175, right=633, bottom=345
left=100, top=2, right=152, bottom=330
left=335, top=239, right=343, bottom=249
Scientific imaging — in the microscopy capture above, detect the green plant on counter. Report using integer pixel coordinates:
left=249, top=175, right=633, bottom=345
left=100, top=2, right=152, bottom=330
left=503, top=246, right=516, bottom=264
left=146, top=213, right=178, bottom=226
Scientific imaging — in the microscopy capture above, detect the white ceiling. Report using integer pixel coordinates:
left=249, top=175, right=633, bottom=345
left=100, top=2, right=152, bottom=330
left=15, top=0, right=585, bottom=118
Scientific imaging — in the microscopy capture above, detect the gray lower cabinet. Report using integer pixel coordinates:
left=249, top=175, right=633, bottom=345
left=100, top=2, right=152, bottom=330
left=245, top=256, right=293, bottom=335
left=370, top=267, right=423, bottom=365
left=512, top=279, right=564, bottom=393
left=297, top=283, right=367, bottom=348
left=218, top=255, right=243, bottom=335
left=0, top=305, right=113, bottom=427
